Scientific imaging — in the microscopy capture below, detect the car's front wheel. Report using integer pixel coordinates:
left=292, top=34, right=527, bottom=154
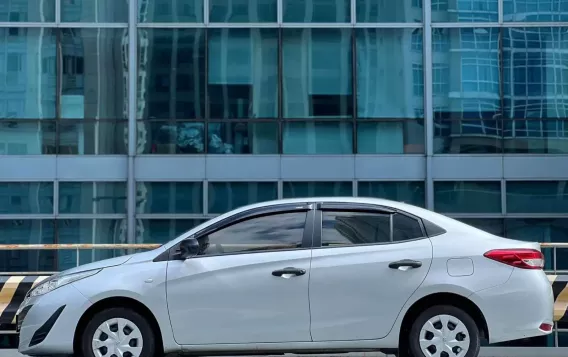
left=408, top=305, right=480, bottom=357
left=80, top=307, right=156, bottom=357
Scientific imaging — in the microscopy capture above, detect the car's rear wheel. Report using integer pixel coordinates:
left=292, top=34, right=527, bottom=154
left=408, top=305, right=480, bottom=357
left=80, top=307, right=156, bottom=357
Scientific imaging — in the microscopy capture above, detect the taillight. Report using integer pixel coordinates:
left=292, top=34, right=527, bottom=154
left=483, top=249, right=544, bottom=270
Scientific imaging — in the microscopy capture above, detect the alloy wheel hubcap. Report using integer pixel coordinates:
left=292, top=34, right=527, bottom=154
left=419, top=314, right=470, bottom=357
left=92, top=318, right=143, bottom=357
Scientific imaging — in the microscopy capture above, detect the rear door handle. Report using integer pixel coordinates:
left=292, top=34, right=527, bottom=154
left=272, top=267, right=306, bottom=278
left=388, top=259, right=422, bottom=270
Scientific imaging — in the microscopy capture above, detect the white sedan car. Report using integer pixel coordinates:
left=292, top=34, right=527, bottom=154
left=17, top=197, right=553, bottom=357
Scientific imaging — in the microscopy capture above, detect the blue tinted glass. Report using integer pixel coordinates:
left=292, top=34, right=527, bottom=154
left=137, top=219, right=207, bottom=244
left=356, top=29, right=423, bottom=119
left=0, top=28, right=56, bottom=119
left=0, top=121, right=56, bottom=155
left=138, top=121, right=205, bottom=154
left=434, top=181, right=501, bottom=213
left=0, top=220, right=56, bottom=273
left=61, top=0, right=128, bottom=22
left=0, top=183, right=53, bottom=214
left=504, top=0, right=568, bottom=22
left=283, top=0, right=350, bottom=22
left=208, top=122, right=278, bottom=154
left=136, top=182, right=203, bottom=214
left=356, top=0, right=423, bottom=22
left=138, top=29, right=206, bottom=119
left=208, top=182, right=277, bottom=214
left=0, top=0, right=55, bottom=21
left=357, top=121, right=425, bottom=154
left=59, top=182, right=127, bottom=214
left=507, top=181, right=568, bottom=214
left=432, top=0, right=498, bottom=22
left=358, top=181, right=425, bottom=207
left=283, top=182, right=353, bottom=198
left=283, top=121, right=353, bottom=154
left=502, top=27, right=568, bottom=119
left=58, top=120, right=127, bottom=155
left=458, top=218, right=505, bottom=236
left=208, top=28, right=277, bottom=119
left=282, top=28, right=353, bottom=118
left=209, top=0, right=277, bottom=22
left=139, top=0, right=203, bottom=22
left=503, top=119, right=568, bottom=154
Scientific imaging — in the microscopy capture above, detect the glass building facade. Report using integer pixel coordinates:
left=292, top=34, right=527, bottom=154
left=1, top=0, right=568, bottom=346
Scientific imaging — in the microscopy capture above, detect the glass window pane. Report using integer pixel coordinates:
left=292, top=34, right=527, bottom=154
left=208, top=122, right=278, bottom=154
left=0, top=121, right=56, bottom=155
left=504, top=0, right=568, bottom=22
left=136, top=182, right=203, bottom=214
left=60, top=29, right=128, bottom=120
left=138, top=29, right=206, bottom=119
left=208, top=28, right=278, bottom=119
left=209, top=0, right=277, bottom=22
left=434, top=181, right=501, bottom=213
left=283, top=121, right=353, bottom=154
left=432, top=0, right=498, bottom=22
left=61, top=0, right=128, bottom=22
left=0, top=28, right=56, bottom=119
left=506, top=181, right=568, bottom=214
left=0, top=183, right=53, bottom=214
left=392, top=213, right=424, bottom=242
left=283, top=181, right=353, bottom=198
left=357, top=121, right=425, bottom=154
left=137, top=219, right=207, bottom=244
left=283, top=0, right=350, bottom=23
left=356, top=28, right=424, bottom=119
left=0, top=220, right=56, bottom=273
left=137, top=121, right=205, bottom=154
left=503, top=119, right=568, bottom=154
left=58, top=120, right=127, bottom=155
left=0, top=0, right=55, bottom=22
left=282, top=28, right=353, bottom=119
left=356, top=0, right=423, bottom=23
left=358, top=181, right=425, bottom=208
left=457, top=218, right=504, bottom=236
left=139, top=0, right=203, bottom=22
left=322, top=211, right=391, bottom=246
left=59, top=182, right=127, bottom=214
left=208, top=182, right=277, bottom=214
left=503, top=28, right=568, bottom=119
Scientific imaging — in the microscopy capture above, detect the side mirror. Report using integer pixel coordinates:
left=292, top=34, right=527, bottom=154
left=178, top=237, right=200, bottom=260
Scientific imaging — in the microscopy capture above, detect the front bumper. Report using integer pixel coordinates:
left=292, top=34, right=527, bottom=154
left=17, top=283, right=91, bottom=356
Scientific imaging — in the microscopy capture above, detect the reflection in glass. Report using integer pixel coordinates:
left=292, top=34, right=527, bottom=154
left=0, top=121, right=56, bottom=155
left=0, top=0, right=55, bottom=22
left=431, top=0, right=498, bottom=22
left=434, top=181, right=501, bottom=213
left=282, top=29, right=352, bottom=119
left=503, top=119, right=568, bottom=154
left=507, top=181, right=568, bottom=214
left=137, top=219, right=207, bottom=244
left=208, top=182, right=277, bottom=214
left=138, top=0, right=203, bottom=22
left=138, top=29, right=206, bottom=119
left=504, top=0, right=568, bottom=22
left=283, top=0, right=350, bottom=23
left=358, top=181, right=425, bottom=207
left=0, top=183, right=53, bottom=214
left=0, top=220, right=55, bottom=273
left=458, top=218, right=504, bottom=236
left=0, top=28, right=57, bottom=119
left=356, top=28, right=424, bottom=119
left=136, top=182, right=203, bottom=214
left=208, top=122, right=278, bottom=154
left=209, top=0, right=277, bottom=22
left=283, top=181, right=352, bottom=198
left=137, top=121, right=204, bottom=154
left=322, top=211, right=391, bottom=245
left=61, top=0, right=128, bottom=22
left=434, top=117, right=502, bottom=153
left=59, top=182, right=127, bottom=214
left=58, top=120, right=127, bottom=155
left=60, top=29, right=128, bottom=120
left=208, top=29, right=278, bottom=119
left=283, top=121, right=353, bottom=154
left=357, top=121, right=425, bottom=154
left=356, top=0, right=423, bottom=22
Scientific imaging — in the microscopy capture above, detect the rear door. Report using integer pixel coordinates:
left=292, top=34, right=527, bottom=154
left=308, top=203, right=433, bottom=341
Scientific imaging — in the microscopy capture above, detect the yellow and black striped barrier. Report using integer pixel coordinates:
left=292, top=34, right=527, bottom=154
left=548, top=274, right=568, bottom=323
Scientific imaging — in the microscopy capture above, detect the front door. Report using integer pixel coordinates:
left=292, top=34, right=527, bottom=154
left=166, top=205, right=314, bottom=345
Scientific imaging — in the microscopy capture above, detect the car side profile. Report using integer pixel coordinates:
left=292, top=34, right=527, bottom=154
left=17, top=197, right=553, bottom=357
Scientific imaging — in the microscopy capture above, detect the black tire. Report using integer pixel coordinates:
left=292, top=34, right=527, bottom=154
left=80, top=307, right=156, bottom=357
left=408, top=305, right=480, bottom=357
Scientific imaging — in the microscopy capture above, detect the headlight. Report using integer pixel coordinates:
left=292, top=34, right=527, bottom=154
left=29, top=269, right=101, bottom=298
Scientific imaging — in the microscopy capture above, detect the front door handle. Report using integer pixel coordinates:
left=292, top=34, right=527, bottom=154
left=272, top=267, right=306, bottom=278
left=388, top=259, right=422, bottom=270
